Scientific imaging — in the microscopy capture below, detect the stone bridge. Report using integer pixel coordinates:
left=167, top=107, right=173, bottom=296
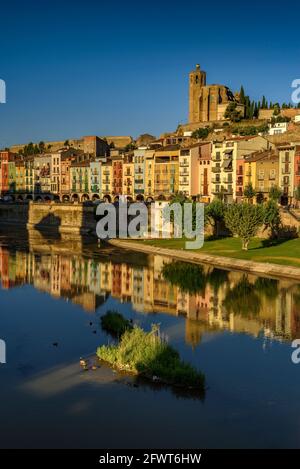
left=0, top=202, right=97, bottom=235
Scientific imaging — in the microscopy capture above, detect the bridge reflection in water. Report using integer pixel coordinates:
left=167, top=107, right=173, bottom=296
left=0, top=230, right=300, bottom=348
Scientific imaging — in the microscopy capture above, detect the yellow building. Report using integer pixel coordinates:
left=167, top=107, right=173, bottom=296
left=24, top=156, right=35, bottom=195
left=15, top=161, right=25, bottom=194
left=121, top=263, right=133, bottom=301
left=278, top=144, right=297, bottom=205
left=153, top=145, right=179, bottom=198
left=211, top=136, right=273, bottom=203
left=244, top=150, right=279, bottom=202
left=144, top=149, right=155, bottom=199
left=101, top=162, right=112, bottom=200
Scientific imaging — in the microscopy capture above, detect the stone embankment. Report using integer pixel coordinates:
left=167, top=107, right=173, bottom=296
left=108, top=239, right=300, bottom=281
left=0, top=202, right=96, bottom=235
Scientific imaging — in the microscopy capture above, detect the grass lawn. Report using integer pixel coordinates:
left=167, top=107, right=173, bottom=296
left=137, top=237, right=300, bottom=268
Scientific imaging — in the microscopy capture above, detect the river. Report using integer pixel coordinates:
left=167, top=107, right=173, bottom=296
left=0, top=229, right=300, bottom=448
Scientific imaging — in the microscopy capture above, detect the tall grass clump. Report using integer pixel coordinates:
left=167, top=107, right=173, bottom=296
left=100, top=311, right=133, bottom=337
left=97, top=324, right=205, bottom=390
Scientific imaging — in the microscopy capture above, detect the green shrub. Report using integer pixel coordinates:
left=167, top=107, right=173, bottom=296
left=97, top=324, right=205, bottom=389
left=100, top=311, right=133, bottom=337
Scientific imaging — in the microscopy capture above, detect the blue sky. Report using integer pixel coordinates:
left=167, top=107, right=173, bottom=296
left=0, top=0, right=299, bottom=147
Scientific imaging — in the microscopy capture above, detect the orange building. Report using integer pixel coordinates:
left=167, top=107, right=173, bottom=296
left=0, top=151, right=12, bottom=195
left=293, top=146, right=300, bottom=193
left=111, top=156, right=123, bottom=198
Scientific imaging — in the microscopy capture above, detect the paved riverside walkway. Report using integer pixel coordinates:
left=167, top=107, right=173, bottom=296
left=108, top=239, right=300, bottom=281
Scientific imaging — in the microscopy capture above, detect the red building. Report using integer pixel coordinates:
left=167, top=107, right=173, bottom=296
left=112, top=156, right=123, bottom=197
left=0, top=151, right=11, bottom=195
left=294, top=146, right=300, bottom=193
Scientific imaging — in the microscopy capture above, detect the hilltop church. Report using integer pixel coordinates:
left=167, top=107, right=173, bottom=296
left=189, top=64, right=244, bottom=123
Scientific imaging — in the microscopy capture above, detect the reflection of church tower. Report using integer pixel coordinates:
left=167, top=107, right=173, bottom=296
left=189, top=64, right=206, bottom=124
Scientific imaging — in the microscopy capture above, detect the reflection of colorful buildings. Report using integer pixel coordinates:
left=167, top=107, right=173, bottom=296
left=1, top=246, right=300, bottom=345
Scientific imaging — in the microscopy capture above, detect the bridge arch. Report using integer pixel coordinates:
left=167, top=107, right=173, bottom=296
left=103, top=194, right=111, bottom=203
left=62, top=194, right=70, bottom=202
left=71, top=193, right=79, bottom=202
left=81, top=193, right=90, bottom=202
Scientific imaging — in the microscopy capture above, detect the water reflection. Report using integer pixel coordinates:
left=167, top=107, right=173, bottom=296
left=0, top=232, right=300, bottom=347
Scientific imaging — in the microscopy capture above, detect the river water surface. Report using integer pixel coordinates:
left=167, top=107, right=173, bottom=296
left=0, top=230, right=300, bottom=448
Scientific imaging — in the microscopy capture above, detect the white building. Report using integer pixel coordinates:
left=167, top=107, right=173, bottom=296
left=268, top=122, right=288, bottom=135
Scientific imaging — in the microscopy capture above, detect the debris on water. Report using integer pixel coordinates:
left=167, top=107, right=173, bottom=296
left=80, top=358, right=87, bottom=367
left=52, top=342, right=58, bottom=347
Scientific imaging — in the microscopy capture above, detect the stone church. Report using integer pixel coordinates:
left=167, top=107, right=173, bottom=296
left=189, top=64, right=244, bottom=123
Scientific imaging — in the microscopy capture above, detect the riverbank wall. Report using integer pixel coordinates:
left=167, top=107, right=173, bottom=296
left=0, top=202, right=97, bottom=235
left=108, top=239, right=300, bottom=281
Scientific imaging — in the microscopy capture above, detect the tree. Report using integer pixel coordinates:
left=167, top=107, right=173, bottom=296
left=239, top=86, right=246, bottom=105
left=191, top=127, right=210, bottom=140
left=64, top=140, right=70, bottom=147
left=243, top=183, right=256, bottom=202
left=205, top=200, right=226, bottom=237
left=224, top=102, right=242, bottom=122
left=38, top=141, right=45, bottom=154
left=273, top=103, right=280, bottom=116
left=224, top=203, right=264, bottom=250
left=223, top=276, right=261, bottom=317
left=269, top=185, right=282, bottom=202
left=125, top=143, right=137, bottom=151
left=257, top=123, right=269, bottom=134
left=262, top=96, right=268, bottom=109
left=264, top=200, right=281, bottom=238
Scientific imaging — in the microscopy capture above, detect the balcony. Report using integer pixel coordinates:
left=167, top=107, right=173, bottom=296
left=282, top=168, right=291, bottom=174
left=179, top=162, right=189, bottom=167
left=212, top=167, right=221, bottom=173
left=211, top=178, right=221, bottom=184
left=281, top=178, right=290, bottom=186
